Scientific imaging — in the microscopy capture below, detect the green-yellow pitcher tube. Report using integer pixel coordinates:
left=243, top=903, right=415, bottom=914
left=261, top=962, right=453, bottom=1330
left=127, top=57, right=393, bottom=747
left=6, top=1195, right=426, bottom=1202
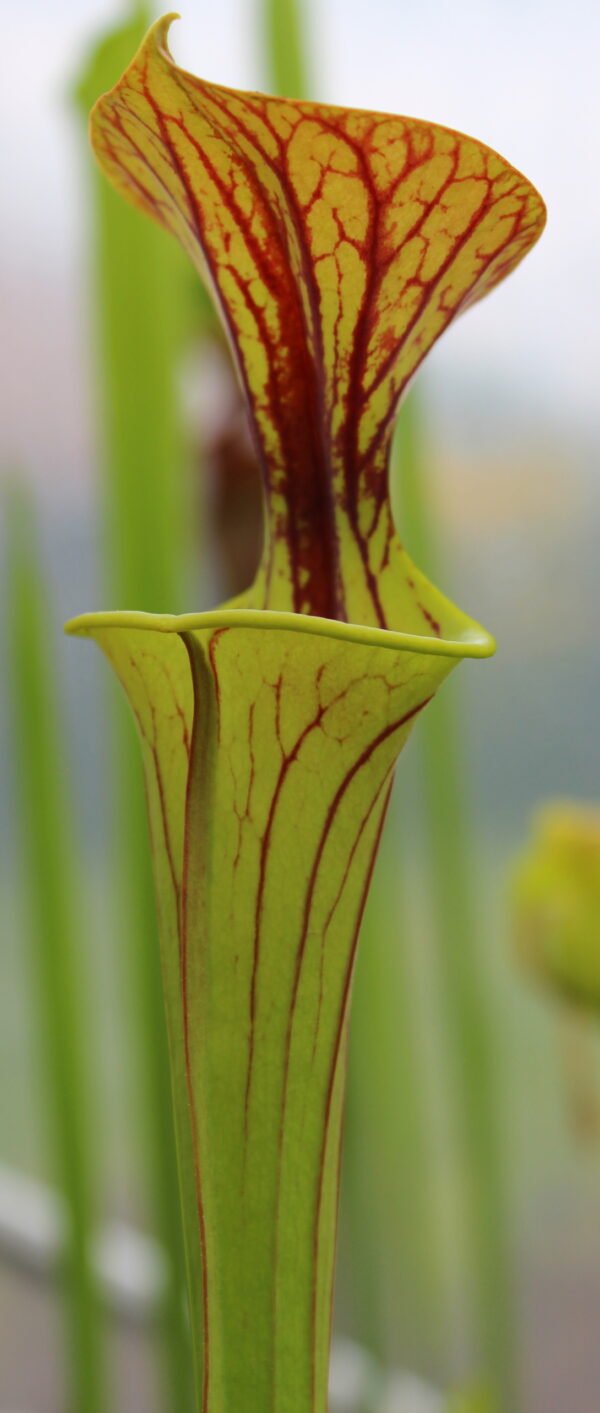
left=69, top=18, right=545, bottom=1410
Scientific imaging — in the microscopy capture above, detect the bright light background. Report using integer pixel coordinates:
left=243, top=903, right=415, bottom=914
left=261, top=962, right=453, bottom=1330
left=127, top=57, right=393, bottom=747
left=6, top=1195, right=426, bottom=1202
left=2, top=0, right=599, bottom=497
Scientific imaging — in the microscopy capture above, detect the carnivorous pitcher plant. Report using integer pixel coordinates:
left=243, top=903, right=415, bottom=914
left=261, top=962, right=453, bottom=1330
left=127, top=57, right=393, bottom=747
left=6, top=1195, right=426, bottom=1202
left=68, top=17, right=545, bottom=1410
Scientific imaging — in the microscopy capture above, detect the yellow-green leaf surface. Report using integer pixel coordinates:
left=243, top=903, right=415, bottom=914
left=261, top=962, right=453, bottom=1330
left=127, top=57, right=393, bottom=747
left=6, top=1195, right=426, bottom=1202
left=68, top=610, right=464, bottom=1411
left=89, top=15, right=545, bottom=630
left=69, top=17, right=546, bottom=1412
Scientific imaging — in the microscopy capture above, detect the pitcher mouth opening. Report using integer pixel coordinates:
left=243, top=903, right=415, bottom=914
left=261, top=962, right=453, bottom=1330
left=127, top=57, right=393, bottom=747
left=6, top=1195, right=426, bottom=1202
left=65, top=607, right=496, bottom=660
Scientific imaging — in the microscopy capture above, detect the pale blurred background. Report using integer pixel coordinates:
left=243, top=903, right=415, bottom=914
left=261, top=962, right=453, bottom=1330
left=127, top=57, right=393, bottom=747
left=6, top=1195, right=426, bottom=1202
left=1, top=2, right=600, bottom=1410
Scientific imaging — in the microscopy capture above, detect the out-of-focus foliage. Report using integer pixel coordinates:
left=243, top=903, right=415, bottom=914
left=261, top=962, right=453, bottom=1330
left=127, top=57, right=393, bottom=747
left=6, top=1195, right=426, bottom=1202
left=447, top=1387, right=495, bottom=1412
left=262, top=0, right=311, bottom=96
left=75, top=11, right=195, bottom=1410
left=5, top=483, right=106, bottom=1413
left=392, top=395, right=514, bottom=1408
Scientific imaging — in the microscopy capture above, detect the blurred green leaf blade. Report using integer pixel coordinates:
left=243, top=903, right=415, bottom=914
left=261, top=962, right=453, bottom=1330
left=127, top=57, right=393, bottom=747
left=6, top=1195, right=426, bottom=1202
left=5, top=479, right=107, bottom=1413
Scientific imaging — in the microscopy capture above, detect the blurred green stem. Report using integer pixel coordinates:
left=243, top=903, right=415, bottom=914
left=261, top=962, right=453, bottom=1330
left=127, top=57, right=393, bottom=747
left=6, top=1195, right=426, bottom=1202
left=76, top=11, right=193, bottom=1409
left=392, top=391, right=515, bottom=1410
left=262, top=0, right=312, bottom=96
left=6, top=485, right=105, bottom=1413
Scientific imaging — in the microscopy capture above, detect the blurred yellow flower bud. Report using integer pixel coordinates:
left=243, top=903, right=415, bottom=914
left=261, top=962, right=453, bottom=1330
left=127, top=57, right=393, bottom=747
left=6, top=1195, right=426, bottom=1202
left=512, top=802, right=600, bottom=1011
